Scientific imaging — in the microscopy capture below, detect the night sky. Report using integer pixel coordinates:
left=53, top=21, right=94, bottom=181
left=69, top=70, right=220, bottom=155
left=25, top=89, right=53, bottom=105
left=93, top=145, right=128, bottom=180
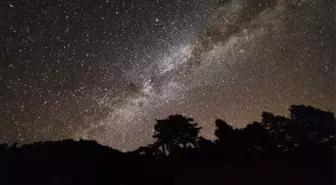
left=1, top=0, right=335, bottom=151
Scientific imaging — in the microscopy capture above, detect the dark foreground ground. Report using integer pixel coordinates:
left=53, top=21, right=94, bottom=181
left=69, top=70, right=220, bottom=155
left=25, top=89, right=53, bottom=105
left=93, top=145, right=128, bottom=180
left=0, top=138, right=334, bottom=185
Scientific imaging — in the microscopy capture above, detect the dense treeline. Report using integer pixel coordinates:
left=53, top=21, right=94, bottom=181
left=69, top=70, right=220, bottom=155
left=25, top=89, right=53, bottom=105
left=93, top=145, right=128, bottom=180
left=0, top=105, right=335, bottom=185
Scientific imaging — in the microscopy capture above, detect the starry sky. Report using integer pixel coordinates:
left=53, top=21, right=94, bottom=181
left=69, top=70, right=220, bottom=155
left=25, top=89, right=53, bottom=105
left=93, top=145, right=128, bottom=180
left=0, top=0, right=335, bottom=151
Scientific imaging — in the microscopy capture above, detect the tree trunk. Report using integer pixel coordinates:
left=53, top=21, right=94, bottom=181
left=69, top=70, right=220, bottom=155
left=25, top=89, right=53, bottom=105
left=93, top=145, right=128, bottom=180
left=162, top=143, right=166, bottom=156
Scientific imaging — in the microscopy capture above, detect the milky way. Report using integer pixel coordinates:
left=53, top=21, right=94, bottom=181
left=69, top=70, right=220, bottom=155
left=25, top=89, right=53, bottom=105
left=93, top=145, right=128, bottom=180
left=1, top=0, right=335, bottom=151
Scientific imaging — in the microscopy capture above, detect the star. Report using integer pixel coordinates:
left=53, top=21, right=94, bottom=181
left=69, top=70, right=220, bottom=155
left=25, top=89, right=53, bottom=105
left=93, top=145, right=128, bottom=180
left=0, top=0, right=334, bottom=151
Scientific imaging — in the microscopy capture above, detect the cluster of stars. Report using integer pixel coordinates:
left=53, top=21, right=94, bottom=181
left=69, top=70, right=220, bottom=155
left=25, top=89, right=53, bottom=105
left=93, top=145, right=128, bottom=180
left=0, top=0, right=334, bottom=151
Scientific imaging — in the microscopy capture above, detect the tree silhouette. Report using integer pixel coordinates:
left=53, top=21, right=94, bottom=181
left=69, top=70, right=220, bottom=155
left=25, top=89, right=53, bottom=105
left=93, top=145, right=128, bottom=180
left=287, top=105, right=336, bottom=149
left=214, top=119, right=235, bottom=142
left=213, top=119, right=245, bottom=156
left=259, top=105, right=336, bottom=152
left=153, top=115, right=201, bottom=155
left=196, top=136, right=214, bottom=153
left=241, top=121, right=271, bottom=153
left=260, top=111, right=292, bottom=152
